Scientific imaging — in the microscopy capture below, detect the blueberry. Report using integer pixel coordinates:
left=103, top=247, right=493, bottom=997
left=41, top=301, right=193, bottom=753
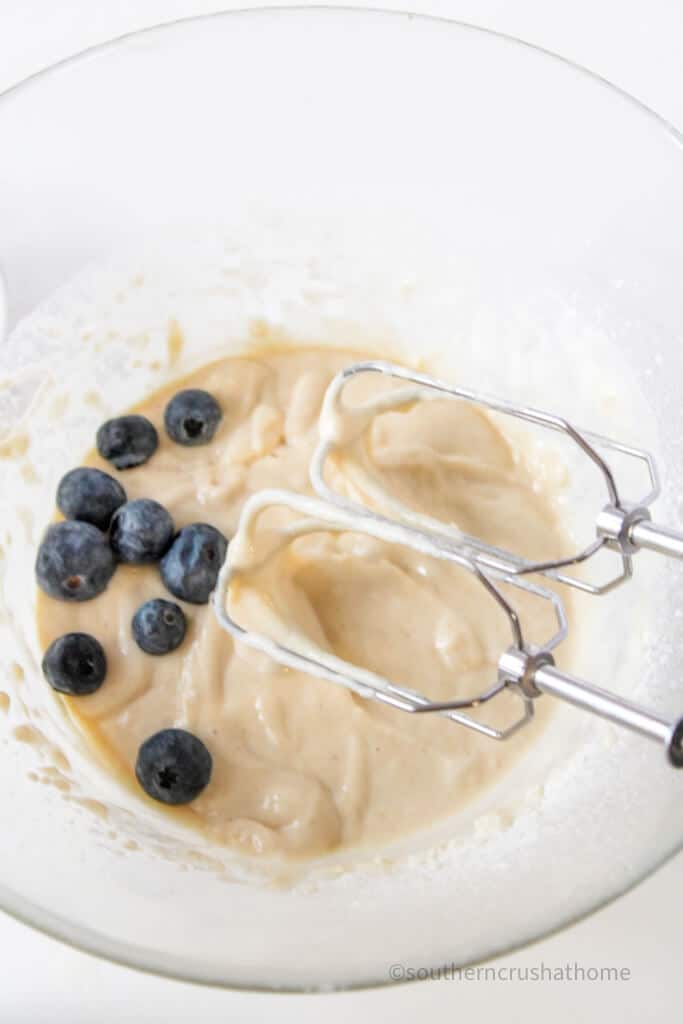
left=96, top=414, right=158, bottom=470
left=132, top=598, right=187, bottom=655
left=36, top=520, right=116, bottom=601
left=164, top=389, right=222, bottom=446
left=135, top=728, right=212, bottom=805
left=110, top=499, right=174, bottom=564
left=160, top=523, right=228, bottom=604
left=57, top=467, right=127, bottom=531
left=42, top=632, right=107, bottom=695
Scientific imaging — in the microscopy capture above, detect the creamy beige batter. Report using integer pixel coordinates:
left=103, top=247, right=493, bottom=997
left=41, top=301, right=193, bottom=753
left=36, top=348, right=570, bottom=859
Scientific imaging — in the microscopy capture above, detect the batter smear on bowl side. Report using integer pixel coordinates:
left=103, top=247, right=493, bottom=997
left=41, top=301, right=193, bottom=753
left=36, top=347, right=572, bottom=859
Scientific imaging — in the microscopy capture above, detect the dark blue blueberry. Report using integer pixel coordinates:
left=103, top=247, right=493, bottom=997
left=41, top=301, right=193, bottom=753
left=96, top=414, right=159, bottom=470
left=42, top=632, right=107, bottom=695
left=160, top=523, right=228, bottom=604
left=57, top=467, right=127, bottom=531
left=132, top=598, right=187, bottom=655
left=36, top=520, right=116, bottom=601
left=109, top=499, right=174, bottom=564
left=164, top=389, right=222, bottom=446
left=135, top=728, right=212, bottom=805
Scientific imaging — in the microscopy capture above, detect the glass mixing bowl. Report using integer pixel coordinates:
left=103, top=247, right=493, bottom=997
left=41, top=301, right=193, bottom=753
left=0, top=7, right=682, bottom=992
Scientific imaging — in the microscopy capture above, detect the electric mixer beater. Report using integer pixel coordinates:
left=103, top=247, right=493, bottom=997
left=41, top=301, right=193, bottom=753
left=213, top=361, right=683, bottom=767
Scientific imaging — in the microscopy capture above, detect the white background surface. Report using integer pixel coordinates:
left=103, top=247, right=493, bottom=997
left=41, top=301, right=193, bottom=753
left=1, top=2, right=681, bottom=1021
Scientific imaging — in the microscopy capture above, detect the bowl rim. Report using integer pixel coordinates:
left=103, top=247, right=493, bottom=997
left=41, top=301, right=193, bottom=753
left=1, top=3, right=682, bottom=147
left=0, top=3, right=681, bottom=994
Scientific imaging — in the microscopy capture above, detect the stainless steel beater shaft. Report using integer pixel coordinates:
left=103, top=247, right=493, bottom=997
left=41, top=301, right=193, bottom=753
left=413, top=645, right=683, bottom=766
left=603, top=510, right=683, bottom=561
left=533, top=663, right=682, bottom=758
left=499, top=649, right=683, bottom=767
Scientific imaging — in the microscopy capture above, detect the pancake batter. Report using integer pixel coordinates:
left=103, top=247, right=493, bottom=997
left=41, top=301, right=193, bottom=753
left=36, top=348, right=570, bottom=859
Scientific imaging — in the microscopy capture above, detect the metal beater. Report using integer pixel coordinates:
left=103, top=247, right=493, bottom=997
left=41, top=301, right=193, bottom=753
left=213, top=362, right=683, bottom=768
